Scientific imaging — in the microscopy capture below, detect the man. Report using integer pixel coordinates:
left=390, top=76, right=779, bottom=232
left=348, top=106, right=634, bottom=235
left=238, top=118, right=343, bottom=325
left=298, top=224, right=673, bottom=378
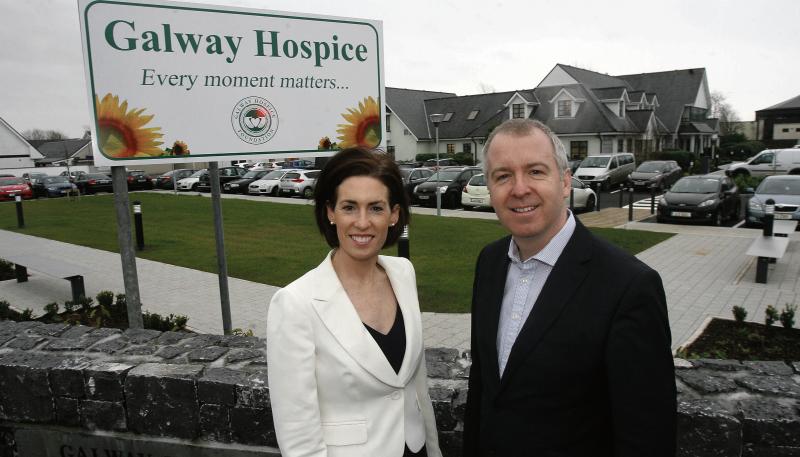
left=463, top=119, right=676, bottom=457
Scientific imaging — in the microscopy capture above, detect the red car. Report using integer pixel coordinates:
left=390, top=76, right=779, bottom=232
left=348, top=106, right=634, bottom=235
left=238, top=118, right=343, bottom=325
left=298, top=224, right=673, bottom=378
left=0, top=177, right=33, bottom=201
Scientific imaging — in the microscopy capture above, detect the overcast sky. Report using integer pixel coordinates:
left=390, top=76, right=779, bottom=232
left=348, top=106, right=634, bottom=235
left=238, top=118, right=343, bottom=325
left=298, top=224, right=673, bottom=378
left=1, top=0, right=798, bottom=138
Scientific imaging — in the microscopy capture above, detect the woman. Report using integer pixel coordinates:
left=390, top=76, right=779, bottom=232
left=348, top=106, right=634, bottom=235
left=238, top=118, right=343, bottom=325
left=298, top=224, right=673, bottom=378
left=267, top=147, right=442, bottom=457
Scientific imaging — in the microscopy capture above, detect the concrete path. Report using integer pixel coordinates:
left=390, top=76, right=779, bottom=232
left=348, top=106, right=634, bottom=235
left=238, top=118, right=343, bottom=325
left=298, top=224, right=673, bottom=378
left=2, top=194, right=799, bottom=352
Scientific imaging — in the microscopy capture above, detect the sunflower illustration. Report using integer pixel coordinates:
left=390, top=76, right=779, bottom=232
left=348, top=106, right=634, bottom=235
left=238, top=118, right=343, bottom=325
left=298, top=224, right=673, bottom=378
left=336, top=96, right=381, bottom=148
left=95, top=93, right=164, bottom=158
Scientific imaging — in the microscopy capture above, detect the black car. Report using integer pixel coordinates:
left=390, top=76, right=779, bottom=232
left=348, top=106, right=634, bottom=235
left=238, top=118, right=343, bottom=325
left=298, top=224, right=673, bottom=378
left=197, top=166, right=247, bottom=192
left=657, top=174, right=740, bottom=225
left=628, top=160, right=682, bottom=191
left=413, top=166, right=482, bottom=208
left=400, top=167, right=434, bottom=199
left=126, top=170, right=153, bottom=190
left=74, top=173, right=113, bottom=194
left=223, top=169, right=271, bottom=194
left=155, top=169, right=195, bottom=189
left=33, top=176, right=78, bottom=198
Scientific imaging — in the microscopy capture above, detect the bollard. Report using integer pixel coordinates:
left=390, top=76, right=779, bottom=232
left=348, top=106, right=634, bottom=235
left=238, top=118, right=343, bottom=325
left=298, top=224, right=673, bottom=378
left=132, top=200, right=144, bottom=251
left=650, top=185, right=656, bottom=215
left=628, top=187, right=634, bottom=221
left=569, top=187, right=574, bottom=212
left=618, top=186, right=624, bottom=208
left=14, top=194, right=24, bottom=228
left=398, top=225, right=410, bottom=259
left=594, top=183, right=601, bottom=212
left=763, top=199, right=774, bottom=237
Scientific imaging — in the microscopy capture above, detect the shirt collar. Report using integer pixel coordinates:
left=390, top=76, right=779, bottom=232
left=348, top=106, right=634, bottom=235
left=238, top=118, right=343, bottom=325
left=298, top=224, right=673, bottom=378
left=507, top=210, right=576, bottom=267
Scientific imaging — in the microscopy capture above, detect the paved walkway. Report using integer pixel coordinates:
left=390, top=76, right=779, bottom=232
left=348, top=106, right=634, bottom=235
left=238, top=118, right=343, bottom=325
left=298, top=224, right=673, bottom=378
left=1, top=195, right=799, bottom=352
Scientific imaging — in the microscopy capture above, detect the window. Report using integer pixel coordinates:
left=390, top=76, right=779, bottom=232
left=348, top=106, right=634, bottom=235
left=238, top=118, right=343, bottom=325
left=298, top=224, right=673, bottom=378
left=796, top=128, right=800, bottom=132
left=783, top=128, right=790, bottom=132
left=386, top=114, right=391, bottom=132
left=446, top=144, right=455, bottom=154
left=617, top=139, right=624, bottom=152
left=387, top=146, right=395, bottom=156
left=570, top=141, right=588, bottom=159
left=443, top=112, right=454, bottom=122
left=512, top=103, right=525, bottom=119
left=463, top=143, right=472, bottom=154
left=627, top=139, right=633, bottom=152
left=557, top=100, right=571, bottom=117
left=467, top=110, right=479, bottom=120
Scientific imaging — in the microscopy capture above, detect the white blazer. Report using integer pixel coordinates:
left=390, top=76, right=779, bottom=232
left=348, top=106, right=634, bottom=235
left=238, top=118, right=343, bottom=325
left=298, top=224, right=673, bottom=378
left=267, top=252, right=442, bottom=457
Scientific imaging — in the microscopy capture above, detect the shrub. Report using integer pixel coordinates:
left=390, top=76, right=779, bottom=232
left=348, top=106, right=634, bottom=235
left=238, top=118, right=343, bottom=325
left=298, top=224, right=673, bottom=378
left=96, top=291, right=115, bottom=308
left=63, top=299, right=77, bottom=313
left=19, top=309, right=34, bottom=321
left=44, top=302, right=59, bottom=315
left=732, top=306, right=747, bottom=323
left=414, top=153, right=437, bottom=162
left=453, top=152, right=475, bottom=166
left=232, top=328, right=255, bottom=336
left=142, top=311, right=189, bottom=332
left=0, top=259, right=14, bottom=281
left=733, top=174, right=764, bottom=193
left=655, top=150, right=697, bottom=171
left=780, top=304, right=796, bottom=329
left=78, top=296, right=94, bottom=313
left=765, top=305, right=779, bottom=326
left=0, top=300, right=10, bottom=319
left=718, top=141, right=766, bottom=160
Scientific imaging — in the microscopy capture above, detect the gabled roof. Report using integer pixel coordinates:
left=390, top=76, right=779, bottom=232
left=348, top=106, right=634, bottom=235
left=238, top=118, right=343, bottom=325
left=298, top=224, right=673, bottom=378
left=758, top=94, right=800, bottom=112
left=558, top=64, right=633, bottom=90
left=385, top=87, right=456, bottom=139
left=592, top=87, right=627, bottom=100
left=531, top=85, right=639, bottom=135
left=617, top=68, right=706, bottom=132
left=515, top=90, right=539, bottom=104
left=679, top=122, right=715, bottom=134
left=423, top=90, right=520, bottom=139
left=36, top=138, right=92, bottom=163
left=627, top=110, right=654, bottom=132
left=0, top=116, right=44, bottom=159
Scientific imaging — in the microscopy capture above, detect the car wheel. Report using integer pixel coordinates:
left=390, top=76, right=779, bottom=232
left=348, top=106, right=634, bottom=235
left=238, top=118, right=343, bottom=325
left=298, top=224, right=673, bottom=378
left=463, top=204, right=472, bottom=211
left=585, top=195, right=596, bottom=212
left=271, top=187, right=279, bottom=197
left=191, top=183, right=198, bottom=191
left=303, top=187, right=314, bottom=199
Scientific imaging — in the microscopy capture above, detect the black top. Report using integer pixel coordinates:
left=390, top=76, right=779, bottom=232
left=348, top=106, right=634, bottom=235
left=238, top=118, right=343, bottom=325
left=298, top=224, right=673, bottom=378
left=363, top=306, right=428, bottom=457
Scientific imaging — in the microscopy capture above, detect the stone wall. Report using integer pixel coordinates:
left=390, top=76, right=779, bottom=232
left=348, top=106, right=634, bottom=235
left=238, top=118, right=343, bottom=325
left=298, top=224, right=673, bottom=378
left=1, top=320, right=800, bottom=456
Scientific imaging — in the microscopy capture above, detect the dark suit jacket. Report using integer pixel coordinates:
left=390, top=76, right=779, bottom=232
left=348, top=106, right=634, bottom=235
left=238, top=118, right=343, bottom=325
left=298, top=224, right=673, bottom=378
left=463, top=220, right=676, bottom=457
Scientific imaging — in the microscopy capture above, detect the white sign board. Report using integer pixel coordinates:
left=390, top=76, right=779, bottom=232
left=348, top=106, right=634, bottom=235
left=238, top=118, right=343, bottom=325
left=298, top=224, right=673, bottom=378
left=78, top=0, right=385, bottom=166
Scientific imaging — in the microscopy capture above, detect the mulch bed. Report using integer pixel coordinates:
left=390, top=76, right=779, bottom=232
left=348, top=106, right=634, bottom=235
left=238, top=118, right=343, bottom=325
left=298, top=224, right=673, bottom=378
left=680, top=317, right=800, bottom=361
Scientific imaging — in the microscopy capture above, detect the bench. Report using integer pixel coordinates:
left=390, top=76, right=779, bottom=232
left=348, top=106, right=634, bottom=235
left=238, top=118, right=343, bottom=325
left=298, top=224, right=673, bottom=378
left=745, top=219, right=797, bottom=283
left=1, top=252, right=89, bottom=303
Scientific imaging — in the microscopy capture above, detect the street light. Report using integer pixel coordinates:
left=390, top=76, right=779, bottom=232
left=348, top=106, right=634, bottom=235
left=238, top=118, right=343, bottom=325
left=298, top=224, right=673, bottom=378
left=429, top=113, right=444, bottom=216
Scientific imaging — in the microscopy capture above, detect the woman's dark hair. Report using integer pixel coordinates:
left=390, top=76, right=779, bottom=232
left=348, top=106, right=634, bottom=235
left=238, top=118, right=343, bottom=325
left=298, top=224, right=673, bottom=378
left=314, top=147, right=410, bottom=248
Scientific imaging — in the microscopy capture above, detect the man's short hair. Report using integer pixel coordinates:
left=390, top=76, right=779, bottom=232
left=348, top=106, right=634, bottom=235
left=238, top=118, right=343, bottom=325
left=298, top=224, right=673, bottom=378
left=313, top=147, right=409, bottom=248
left=482, top=119, right=569, bottom=175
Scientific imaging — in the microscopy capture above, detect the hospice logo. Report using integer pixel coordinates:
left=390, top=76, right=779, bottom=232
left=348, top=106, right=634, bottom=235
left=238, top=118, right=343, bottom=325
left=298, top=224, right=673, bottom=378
left=231, top=96, right=279, bottom=144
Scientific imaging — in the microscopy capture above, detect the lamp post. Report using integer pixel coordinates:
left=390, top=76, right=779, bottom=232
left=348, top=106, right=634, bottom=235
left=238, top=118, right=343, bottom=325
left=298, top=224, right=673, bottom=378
left=429, top=113, right=444, bottom=216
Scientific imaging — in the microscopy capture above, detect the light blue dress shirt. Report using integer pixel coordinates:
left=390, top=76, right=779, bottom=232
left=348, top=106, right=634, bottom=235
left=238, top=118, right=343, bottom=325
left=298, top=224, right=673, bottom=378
left=496, top=211, right=576, bottom=377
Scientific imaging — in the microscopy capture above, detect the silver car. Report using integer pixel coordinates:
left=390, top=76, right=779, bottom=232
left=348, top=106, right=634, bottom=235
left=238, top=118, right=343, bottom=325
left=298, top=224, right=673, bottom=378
left=278, top=170, right=321, bottom=198
left=745, top=175, right=800, bottom=226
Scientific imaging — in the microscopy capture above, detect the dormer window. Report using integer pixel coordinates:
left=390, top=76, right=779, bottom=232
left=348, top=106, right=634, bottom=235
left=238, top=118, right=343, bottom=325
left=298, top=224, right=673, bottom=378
left=512, top=104, right=524, bottom=119
left=467, top=110, right=479, bottom=120
left=443, top=112, right=454, bottom=122
left=557, top=100, right=572, bottom=117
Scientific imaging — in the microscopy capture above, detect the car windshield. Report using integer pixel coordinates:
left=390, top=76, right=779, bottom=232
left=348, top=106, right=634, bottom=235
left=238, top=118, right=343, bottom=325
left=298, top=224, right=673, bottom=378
left=636, top=162, right=665, bottom=173
left=190, top=170, right=206, bottom=178
left=757, top=179, right=800, bottom=195
left=0, top=178, right=24, bottom=185
left=427, top=170, right=462, bottom=182
left=671, top=178, right=720, bottom=193
left=580, top=156, right=610, bottom=168
left=264, top=170, right=285, bottom=179
left=469, top=174, right=486, bottom=186
left=44, top=177, right=70, bottom=184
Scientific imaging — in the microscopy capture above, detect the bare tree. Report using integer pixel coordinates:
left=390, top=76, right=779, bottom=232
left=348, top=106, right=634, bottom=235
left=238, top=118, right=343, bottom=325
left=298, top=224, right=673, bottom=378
left=22, top=128, right=69, bottom=141
left=710, top=91, right=740, bottom=136
left=477, top=82, right=496, bottom=94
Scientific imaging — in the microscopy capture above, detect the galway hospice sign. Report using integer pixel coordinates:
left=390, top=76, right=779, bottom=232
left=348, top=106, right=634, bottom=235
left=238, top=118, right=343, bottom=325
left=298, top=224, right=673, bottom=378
left=78, top=0, right=385, bottom=166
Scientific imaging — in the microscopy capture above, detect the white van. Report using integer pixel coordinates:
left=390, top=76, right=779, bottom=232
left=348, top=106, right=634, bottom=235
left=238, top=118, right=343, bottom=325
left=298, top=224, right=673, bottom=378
left=574, top=153, right=636, bottom=190
left=726, top=148, right=800, bottom=177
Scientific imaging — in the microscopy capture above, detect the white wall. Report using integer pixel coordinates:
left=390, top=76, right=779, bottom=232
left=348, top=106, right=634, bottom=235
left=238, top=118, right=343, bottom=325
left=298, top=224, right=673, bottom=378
left=0, top=119, right=41, bottom=167
left=385, top=112, right=421, bottom=161
left=774, top=123, right=800, bottom=140
left=0, top=156, right=37, bottom=169
left=538, top=65, right=579, bottom=87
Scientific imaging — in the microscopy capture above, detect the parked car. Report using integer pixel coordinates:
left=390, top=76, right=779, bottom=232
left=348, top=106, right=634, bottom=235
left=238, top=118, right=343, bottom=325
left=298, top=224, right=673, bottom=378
left=568, top=159, right=583, bottom=174
left=423, top=158, right=459, bottom=170
left=177, top=169, right=207, bottom=191
left=22, top=172, right=47, bottom=183
left=248, top=169, right=296, bottom=196
left=461, top=173, right=491, bottom=210
left=0, top=177, right=34, bottom=201
left=126, top=170, right=153, bottom=190
left=155, top=169, right=195, bottom=189
left=745, top=175, right=800, bottom=226
left=414, top=166, right=482, bottom=208
left=400, top=167, right=434, bottom=199
left=657, top=174, right=740, bottom=225
left=627, top=160, right=683, bottom=191
left=59, top=170, right=87, bottom=182
left=278, top=170, right=321, bottom=198
left=74, top=173, right=113, bottom=194
left=197, top=166, right=247, bottom=192
left=223, top=169, right=271, bottom=194
left=34, top=176, right=78, bottom=198
left=574, top=153, right=636, bottom=190
left=567, top=177, right=597, bottom=212
left=397, top=161, right=424, bottom=169
left=725, top=148, right=800, bottom=178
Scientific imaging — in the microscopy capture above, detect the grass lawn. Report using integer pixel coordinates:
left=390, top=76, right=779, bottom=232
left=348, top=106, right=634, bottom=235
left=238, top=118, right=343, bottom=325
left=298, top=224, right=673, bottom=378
left=0, top=193, right=673, bottom=313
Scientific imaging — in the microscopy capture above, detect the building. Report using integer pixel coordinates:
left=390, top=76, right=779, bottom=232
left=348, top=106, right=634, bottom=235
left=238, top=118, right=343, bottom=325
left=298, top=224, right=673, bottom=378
left=756, top=94, right=800, bottom=148
left=385, top=64, right=719, bottom=164
left=0, top=117, right=43, bottom=169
